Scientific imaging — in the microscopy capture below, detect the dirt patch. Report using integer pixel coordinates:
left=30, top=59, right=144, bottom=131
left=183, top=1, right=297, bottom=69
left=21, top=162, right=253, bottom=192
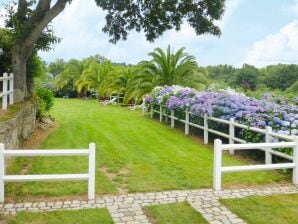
left=19, top=159, right=33, bottom=175
left=99, top=167, right=118, bottom=180
left=20, top=117, right=59, bottom=149
left=99, top=166, right=129, bottom=194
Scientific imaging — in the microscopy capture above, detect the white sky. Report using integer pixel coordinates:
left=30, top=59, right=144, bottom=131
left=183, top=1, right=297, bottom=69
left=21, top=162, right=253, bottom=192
left=1, top=0, right=298, bottom=67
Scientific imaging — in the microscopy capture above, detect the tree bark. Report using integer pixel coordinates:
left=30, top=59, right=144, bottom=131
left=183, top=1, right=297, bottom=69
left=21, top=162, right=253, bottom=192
left=11, top=0, right=70, bottom=102
left=11, top=44, right=28, bottom=102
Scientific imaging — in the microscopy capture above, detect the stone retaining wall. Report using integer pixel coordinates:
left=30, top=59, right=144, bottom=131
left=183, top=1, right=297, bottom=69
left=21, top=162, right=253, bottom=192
left=0, top=101, right=37, bottom=150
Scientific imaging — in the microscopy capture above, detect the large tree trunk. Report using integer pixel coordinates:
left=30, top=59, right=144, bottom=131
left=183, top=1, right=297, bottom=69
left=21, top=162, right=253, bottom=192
left=11, top=44, right=28, bottom=102
left=10, top=0, right=70, bottom=102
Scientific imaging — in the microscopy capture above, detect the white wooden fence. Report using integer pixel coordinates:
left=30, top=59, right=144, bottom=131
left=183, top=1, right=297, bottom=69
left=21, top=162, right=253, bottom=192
left=150, top=105, right=295, bottom=163
left=0, top=73, right=14, bottom=110
left=0, top=143, right=96, bottom=202
left=213, top=138, right=298, bottom=190
left=148, top=105, right=297, bottom=189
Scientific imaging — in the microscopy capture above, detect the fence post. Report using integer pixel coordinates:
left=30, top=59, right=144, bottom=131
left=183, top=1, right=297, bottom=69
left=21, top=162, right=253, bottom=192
left=2, top=73, right=8, bottom=110
left=142, top=98, right=145, bottom=116
left=265, top=126, right=272, bottom=164
left=0, top=144, right=5, bottom=203
left=88, top=143, right=96, bottom=200
left=171, top=110, right=175, bottom=128
left=150, top=105, right=153, bottom=119
left=293, top=136, right=298, bottom=185
left=229, top=118, right=235, bottom=155
left=9, top=73, right=13, bottom=105
left=213, top=139, right=222, bottom=191
left=159, top=106, right=162, bottom=123
left=185, top=111, right=189, bottom=135
left=204, top=113, right=208, bottom=144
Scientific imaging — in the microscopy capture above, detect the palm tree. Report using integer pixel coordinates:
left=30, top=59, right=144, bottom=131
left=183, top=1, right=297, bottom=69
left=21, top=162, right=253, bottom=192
left=75, top=61, right=115, bottom=97
left=56, top=59, right=84, bottom=96
left=124, top=66, right=153, bottom=102
left=125, top=45, right=209, bottom=102
left=110, top=66, right=136, bottom=93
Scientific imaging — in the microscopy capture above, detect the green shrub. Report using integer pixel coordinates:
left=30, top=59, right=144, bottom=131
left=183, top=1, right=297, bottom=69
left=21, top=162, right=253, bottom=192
left=35, top=87, right=54, bottom=118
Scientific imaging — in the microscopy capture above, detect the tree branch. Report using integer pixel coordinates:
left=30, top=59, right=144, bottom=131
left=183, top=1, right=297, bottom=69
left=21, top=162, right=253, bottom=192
left=21, top=0, right=70, bottom=59
left=35, top=0, right=51, bottom=14
left=17, top=0, right=28, bottom=23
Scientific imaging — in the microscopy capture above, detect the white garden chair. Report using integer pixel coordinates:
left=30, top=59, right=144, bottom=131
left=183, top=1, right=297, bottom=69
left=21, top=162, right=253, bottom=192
left=102, top=97, right=117, bottom=105
left=129, top=101, right=146, bottom=110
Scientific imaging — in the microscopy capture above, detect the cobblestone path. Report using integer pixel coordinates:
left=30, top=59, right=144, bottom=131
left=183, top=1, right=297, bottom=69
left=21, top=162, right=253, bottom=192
left=1, top=185, right=297, bottom=224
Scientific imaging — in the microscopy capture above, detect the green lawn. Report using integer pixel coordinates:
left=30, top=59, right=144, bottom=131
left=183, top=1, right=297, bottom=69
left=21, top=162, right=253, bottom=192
left=6, top=99, right=288, bottom=200
left=6, top=208, right=113, bottom=224
left=144, top=202, right=208, bottom=224
left=221, top=194, right=298, bottom=224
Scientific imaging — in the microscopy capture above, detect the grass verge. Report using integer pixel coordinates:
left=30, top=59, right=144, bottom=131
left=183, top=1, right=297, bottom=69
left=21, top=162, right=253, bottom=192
left=144, top=202, right=208, bottom=224
left=221, top=194, right=298, bottom=224
left=7, top=208, right=113, bottom=224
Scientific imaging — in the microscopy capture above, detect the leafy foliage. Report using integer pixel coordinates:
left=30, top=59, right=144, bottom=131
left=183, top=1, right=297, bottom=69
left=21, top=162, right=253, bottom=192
left=47, top=59, right=66, bottom=78
left=0, top=28, right=13, bottom=73
left=206, top=63, right=298, bottom=101
left=76, top=61, right=115, bottom=96
left=229, top=64, right=258, bottom=91
left=95, top=0, right=225, bottom=43
left=52, top=46, right=208, bottom=102
left=207, top=64, right=236, bottom=80
left=55, top=59, right=84, bottom=93
left=4, top=1, right=61, bottom=50
left=261, top=64, right=298, bottom=91
left=35, top=87, right=54, bottom=118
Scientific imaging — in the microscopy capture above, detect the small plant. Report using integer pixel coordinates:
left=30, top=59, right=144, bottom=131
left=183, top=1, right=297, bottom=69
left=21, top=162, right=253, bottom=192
left=35, top=87, right=54, bottom=118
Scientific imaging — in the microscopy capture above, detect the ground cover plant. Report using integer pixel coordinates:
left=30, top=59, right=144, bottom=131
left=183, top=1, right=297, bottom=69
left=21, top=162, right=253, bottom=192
left=7, top=208, right=113, bottom=224
left=144, top=202, right=208, bottom=224
left=221, top=194, right=298, bottom=224
left=6, top=99, right=288, bottom=201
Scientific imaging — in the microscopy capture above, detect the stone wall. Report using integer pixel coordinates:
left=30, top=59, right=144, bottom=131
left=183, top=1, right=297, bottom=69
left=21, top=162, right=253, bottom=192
left=0, top=101, right=37, bottom=149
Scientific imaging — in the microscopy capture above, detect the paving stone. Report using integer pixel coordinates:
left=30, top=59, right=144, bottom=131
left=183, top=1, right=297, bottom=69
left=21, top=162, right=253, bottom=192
left=210, top=221, right=223, bottom=224
left=4, top=204, right=14, bottom=209
left=0, top=185, right=297, bottom=224
left=121, top=216, right=134, bottom=222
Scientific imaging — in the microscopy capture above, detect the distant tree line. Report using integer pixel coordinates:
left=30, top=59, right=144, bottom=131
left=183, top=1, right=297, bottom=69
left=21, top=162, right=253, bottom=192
left=207, top=63, right=298, bottom=98
left=43, top=51, right=298, bottom=102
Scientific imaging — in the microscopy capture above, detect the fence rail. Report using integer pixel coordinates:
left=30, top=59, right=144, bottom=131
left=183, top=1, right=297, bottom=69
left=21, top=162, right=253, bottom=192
left=147, top=104, right=297, bottom=190
left=0, top=143, right=96, bottom=202
left=149, top=105, right=295, bottom=163
left=0, top=73, right=13, bottom=110
left=213, top=138, right=298, bottom=190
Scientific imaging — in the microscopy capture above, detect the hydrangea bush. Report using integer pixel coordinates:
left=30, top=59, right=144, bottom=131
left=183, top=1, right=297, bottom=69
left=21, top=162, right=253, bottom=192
left=146, top=85, right=298, bottom=152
